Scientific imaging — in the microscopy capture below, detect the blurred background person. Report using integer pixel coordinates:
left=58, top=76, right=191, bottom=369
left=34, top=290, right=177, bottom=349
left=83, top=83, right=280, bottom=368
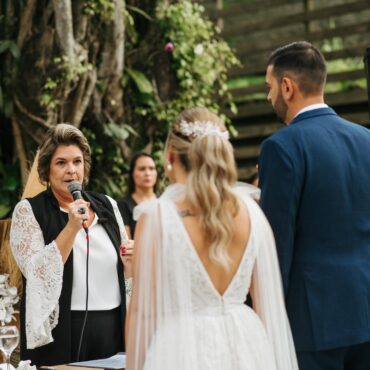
left=10, top=124, right=131, bottom=366
left=118, top=152, right=157, bottom=239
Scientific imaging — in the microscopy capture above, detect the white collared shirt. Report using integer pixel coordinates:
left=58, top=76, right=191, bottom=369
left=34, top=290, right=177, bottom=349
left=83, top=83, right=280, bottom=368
left=295, top=103, right=328, bottom=118
left=69, top=211, right=121, bottom=310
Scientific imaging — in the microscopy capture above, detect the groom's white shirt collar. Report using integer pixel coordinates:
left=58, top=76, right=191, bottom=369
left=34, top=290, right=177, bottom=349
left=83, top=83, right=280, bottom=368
left=295, top=103, right=328, bottom=118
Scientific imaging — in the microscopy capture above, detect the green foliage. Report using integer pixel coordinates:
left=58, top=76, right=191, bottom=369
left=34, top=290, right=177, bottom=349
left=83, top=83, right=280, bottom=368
left=153, top=0, right=240, bottom=128
left=83, top=0, right=116, bottom=21
left=321, top=37, right=366, bottom=93
left=0, top=0, right=240, bottom=211
left=108, top=0, right=241, bottom=195
left=0, top=85, right=14, bottom=117
left=0, top=40, right=20, bottom=59
left=82, top=126, right=131, bottom=198
left=40, top=56, right=93, bottom=110
left=227, top=75, right=265, bottom=90
left=118, top=0, right=240, bottom=185
left=0, top=39, right=19, bottom=118
left=125, top=68, right=153, bottom=95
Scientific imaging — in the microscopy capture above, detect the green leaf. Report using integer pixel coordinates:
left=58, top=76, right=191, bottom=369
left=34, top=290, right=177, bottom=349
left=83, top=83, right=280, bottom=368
left=126, top=68, right=153, bottom=94
left=120, top=74, right=129, bottom=88
left=104, top=121, right=138, bottom=141
left=8, top=42, right=20, bottom=59
left=0, top=40, right=10, bottom=54
left=121, top=123, right=139, bottom=137
left=3, top=99, right=13, bottom=117
left=3, top=177, right=18, bottom=191
left=126, top=5, right=153, bottom=21
left=136, top=92, right=156, bottom=107
left=104, top=121, right=129, bottom=141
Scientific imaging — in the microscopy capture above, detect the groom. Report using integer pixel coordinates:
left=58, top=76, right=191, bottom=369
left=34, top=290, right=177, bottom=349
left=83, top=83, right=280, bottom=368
left=258, top=41, right=370, bottom=370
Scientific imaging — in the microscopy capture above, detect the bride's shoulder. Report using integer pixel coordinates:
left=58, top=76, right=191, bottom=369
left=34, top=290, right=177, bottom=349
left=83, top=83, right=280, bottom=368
left=233, top=182, right=260, bottom=202
left=133, top=184, right=180, bottom=221
left=133, top=198, right=159, bottom=221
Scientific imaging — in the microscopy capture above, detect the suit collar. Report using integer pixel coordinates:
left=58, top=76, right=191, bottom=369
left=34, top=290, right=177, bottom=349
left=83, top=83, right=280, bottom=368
left=291, top=107, right=337, bottom=125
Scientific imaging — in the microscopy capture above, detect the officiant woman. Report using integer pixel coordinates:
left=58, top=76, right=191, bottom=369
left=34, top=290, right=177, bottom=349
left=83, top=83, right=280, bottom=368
left=10, top=123, right=132, bottom=366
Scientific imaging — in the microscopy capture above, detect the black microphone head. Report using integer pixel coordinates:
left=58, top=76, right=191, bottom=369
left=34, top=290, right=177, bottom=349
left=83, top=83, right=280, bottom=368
left=67, top=180, right=82, bottom=193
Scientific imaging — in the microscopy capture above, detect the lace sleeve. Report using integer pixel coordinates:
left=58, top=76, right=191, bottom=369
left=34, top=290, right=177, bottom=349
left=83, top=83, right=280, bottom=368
left=10, top=200, right=63, bottom=349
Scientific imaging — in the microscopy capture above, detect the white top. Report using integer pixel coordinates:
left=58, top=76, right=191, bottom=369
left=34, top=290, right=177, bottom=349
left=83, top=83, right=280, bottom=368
left=69, top=211, right=121, bottom=310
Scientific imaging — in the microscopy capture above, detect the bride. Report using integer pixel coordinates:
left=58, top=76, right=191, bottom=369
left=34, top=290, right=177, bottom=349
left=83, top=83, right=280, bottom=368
left=125, top=107, right=298, bottom=370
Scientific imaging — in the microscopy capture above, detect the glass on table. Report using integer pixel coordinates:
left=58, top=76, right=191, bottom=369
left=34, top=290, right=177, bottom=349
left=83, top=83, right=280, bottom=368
left=0, top=326, right=19, bottom=370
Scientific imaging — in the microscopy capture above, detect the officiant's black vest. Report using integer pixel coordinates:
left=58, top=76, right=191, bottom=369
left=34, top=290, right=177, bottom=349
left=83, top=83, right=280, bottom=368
left=20, top=188, right=126, bottom=366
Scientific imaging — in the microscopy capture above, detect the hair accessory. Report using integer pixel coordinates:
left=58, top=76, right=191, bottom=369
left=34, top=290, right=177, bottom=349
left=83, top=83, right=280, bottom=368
left=178, top=120, right=229, bottom=140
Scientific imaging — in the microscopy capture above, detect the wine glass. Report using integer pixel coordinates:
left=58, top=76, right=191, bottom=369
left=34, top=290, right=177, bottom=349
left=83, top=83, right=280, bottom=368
left=0, top=326, right=19, bottom=370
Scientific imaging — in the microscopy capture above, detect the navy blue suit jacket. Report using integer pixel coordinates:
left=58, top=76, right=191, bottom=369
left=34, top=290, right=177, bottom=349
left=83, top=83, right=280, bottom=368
left=259, top=107, right=370, bottom=351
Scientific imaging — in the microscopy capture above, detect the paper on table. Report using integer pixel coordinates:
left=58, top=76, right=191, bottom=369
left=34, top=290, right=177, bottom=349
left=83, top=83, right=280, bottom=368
left=68, top=352, right=126, bottom=369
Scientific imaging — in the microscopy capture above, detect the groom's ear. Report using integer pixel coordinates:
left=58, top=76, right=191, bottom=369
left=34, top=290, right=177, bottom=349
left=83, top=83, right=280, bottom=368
left=281, top=76, right=295, bottom=101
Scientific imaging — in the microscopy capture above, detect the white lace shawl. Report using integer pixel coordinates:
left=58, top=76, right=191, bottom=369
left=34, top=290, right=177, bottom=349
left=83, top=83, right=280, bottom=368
left=10, top=199, right=63, bottom=349
left=127, top=183, right=298, bottom=370
left=9, top=196, right=127, bottom=349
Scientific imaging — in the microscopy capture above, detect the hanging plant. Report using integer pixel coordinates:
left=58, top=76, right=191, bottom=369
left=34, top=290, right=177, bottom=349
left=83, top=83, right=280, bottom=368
left=153, top=0, right=240, bottom=131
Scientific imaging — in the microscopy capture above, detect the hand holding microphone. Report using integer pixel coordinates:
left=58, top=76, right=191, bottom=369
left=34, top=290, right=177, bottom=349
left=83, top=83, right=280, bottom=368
left=67, top=181, right=89, bottom=230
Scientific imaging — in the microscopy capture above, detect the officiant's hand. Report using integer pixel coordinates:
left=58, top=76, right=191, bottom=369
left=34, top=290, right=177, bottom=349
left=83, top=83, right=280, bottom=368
left=120, top=240, right=134, bottom=278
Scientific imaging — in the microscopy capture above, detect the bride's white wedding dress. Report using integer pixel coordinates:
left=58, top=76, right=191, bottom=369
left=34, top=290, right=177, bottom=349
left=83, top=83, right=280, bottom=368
left=127, top=184, right=298, bottom=370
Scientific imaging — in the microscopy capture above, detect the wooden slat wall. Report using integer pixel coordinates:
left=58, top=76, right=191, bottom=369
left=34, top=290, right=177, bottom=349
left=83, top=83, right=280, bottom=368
left=199, top=0, right=370, bottom=181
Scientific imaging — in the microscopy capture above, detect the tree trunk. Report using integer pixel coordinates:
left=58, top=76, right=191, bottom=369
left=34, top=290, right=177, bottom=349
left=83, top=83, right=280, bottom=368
left=98, top=0, right=125, bottom=120
left=17, top=0, right=38, bottom=49
left=11, top=118, right=28, bottom=188
left=52, top=0, right=75, bottom=61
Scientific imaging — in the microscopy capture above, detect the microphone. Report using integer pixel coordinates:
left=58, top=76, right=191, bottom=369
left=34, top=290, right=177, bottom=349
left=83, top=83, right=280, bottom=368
left=67, top=180, right=86, bottom=215
left=68, top=180, right=90, bottom=361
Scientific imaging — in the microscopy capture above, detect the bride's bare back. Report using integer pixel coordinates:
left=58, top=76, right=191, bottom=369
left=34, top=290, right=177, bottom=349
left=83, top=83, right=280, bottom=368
left=177, top=197, right=251, bottom=296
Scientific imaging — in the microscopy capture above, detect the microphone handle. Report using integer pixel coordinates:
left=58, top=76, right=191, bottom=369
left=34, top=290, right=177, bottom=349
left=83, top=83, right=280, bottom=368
left=72, top=190, right=86, bottom=214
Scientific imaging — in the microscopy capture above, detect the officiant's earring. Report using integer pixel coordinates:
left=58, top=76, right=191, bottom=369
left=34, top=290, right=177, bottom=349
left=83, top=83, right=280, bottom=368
left=166, top=162, right=173, bottom=172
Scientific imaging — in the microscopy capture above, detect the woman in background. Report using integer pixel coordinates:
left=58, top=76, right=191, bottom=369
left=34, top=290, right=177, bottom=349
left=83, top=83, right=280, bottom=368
left=118, top=152, right=157, bottom=239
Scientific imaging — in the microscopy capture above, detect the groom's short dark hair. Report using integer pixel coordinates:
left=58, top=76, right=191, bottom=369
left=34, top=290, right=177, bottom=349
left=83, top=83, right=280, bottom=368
left=267, top=41, right=327, bottom=96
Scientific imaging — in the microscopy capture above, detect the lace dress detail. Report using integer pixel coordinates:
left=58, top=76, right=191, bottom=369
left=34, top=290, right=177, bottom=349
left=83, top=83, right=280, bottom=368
left=143, top=199, right=277, bottom=370
left=127, top=184, right=298, bottom=370
left=10, top=200, right=63, bottom=349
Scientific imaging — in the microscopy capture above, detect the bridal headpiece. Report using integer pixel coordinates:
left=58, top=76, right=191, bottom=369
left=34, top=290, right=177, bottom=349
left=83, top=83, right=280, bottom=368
left=178, top=120, right=229, bottom=140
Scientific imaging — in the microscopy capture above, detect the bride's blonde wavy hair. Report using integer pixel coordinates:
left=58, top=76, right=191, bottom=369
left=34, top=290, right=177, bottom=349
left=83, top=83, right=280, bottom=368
left=167, top=107, right=239, bottom=270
